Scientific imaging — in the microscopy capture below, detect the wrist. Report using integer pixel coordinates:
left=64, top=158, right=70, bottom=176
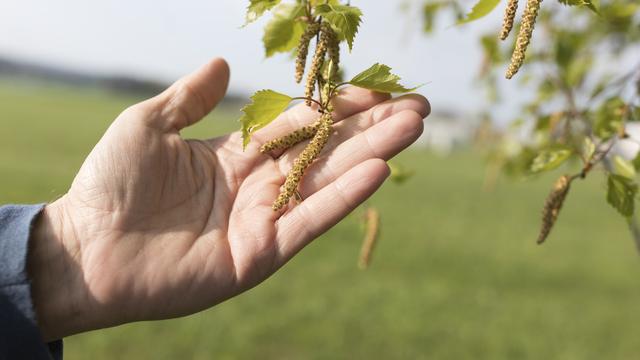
left=28, top=197, right=89, bottom=341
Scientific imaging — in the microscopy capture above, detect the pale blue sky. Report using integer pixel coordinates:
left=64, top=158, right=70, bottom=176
left=0, top=0, right=517, bottom=116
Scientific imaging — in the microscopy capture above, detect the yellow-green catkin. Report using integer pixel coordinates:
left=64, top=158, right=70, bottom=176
left=324, top=24, right=340, bottom=81
left=500, top=0, right=519, bottom=41
left=506, top=0, right=542, bottom=79
left=295, top=23, right=320, bottom=84
left=305, top=25, right=329, bottom=105
left=358, top=207, right=380, bottom=270
left=537, top=174, right=571, bottom=244
left=259, top=121, right=321, bottom=154
left=272, top=113, right=333, bottom=211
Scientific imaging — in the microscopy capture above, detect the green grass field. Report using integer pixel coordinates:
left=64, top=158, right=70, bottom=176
left=2, top=81, right=640, bottom=359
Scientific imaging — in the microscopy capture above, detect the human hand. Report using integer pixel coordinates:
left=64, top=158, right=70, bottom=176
left=28, top=58, right=430, bottom=341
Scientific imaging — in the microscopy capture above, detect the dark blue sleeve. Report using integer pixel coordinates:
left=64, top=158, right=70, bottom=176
left=0, top=204, right=63, bottom=360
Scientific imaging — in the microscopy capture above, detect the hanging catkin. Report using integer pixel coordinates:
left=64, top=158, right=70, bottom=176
left=305, top=25, right=329, bottom=105
left=273, top=113, right=333, bottom=211
left=295, top=23, right=320, bottom=84
left=506, top=0, right=542, bottom=79
left=358, top=207, right=380, bottom=269
left=500, top=0, right=519, bottom=41
left=260, top=120, right=321, bottom=154
left=537, top=174, right=571, bottom=244
left=324, top=24, right=340, bottom=81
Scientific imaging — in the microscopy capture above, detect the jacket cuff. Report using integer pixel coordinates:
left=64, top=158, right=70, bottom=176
left=0, top=204, right=63, bottom=359
left=0, top=204, right=45, bottom=320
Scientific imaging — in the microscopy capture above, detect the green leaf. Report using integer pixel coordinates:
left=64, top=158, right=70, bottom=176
left=314, top=4, right=362, bottom=50
left=310, top=0, right=340, bottom=6
left=245, top=0, right=282, bottom=25
left=480, top=35, right=500, bottom=63
left=530, top=148, right=572, bottom=173
left=613, top=155, right=636, bottom=179
left=583, top=137, right=596, bottom=161
left=458, top=0, right=501, bottom=24
left=565, top=56, right=593, bottom=87
left=239, top=90, right=292, bottom=149
left=557, top=0, right=599, bottom=14
left=349, top=63, right=420, bottom=94
left=593, top=96, right=626, bottom=140
left=590, top=75, right=612, bottom=99
left=423, top=2, right=444, bottom=33
left=601, top=2, right=636, bottom=32
left=607, top=174, right=638, bottom=217
left=554, top=31, right=585, bottom=70
left=632, top=152, right=640, bottom=171
left=262, top=4, right=306, bottom=57
left=502, top=147, right=538, bottom=179
left=534, top=115, right=551, bottom=132
left=631, top=106, right=640, bottom=122
left=537, top=79, right=557, bottom=102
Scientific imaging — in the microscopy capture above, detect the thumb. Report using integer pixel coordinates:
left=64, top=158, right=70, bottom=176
left=144, top=57, right=230, bottom=132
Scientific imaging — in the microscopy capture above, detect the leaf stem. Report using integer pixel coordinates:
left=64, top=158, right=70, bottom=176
left=292, top=96, right=325, bottom=110
left=327, top=82, right=350, bottom=100
left=573, top=137, right=617, bottom=180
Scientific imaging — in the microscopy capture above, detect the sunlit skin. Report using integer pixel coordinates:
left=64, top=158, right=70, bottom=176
left=28, top=58, right=430, bottom=341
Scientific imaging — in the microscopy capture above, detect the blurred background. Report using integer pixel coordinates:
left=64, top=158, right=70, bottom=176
left=2, top=0, right=640, bottom=359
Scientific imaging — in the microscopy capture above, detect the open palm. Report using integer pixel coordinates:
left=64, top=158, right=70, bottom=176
left=39, top=58, right=429, bottom=339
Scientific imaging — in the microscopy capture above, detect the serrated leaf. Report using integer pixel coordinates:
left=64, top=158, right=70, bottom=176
left=557, top=0, right=599, bottom=14
left=245, top=0, right=282, bottom=25
left=613, top=155, right=636, bottom=179
left=239, top=90, right=292, bottom=149
left=315, top=4, right=362, bottom=50
left=349, top=63, right=420, bottom=94
left=458, top=0, right=500, bottom=24
left=530, top=148, right=572, bottom=173
left=263, top=4, right=306, bottom=57
left=607, top=174, right=638, bottom=217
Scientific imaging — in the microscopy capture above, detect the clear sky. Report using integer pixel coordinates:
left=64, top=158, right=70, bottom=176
left=0, top=0, right=515, bottom=116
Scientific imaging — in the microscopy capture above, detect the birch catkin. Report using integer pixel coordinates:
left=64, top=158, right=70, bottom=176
left=272, top=113, right=333, bottom=210
left=305, top=26, right=329, bottom=105
left=295, top=23, right=320, bottom=84
left=260, top=121, right=321, bottom=154
left=324, top=24, right=340, bottom=80
left=537, top=174, right=571, bottom=244
left=506, top=0, right=542, bottom=79
left=358, top=207, right=380, bottom=269
left=500, top=0, right=519, bottom=41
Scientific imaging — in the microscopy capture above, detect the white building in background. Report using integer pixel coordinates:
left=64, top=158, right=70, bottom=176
left=414, top=110, right=476, bottom=154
